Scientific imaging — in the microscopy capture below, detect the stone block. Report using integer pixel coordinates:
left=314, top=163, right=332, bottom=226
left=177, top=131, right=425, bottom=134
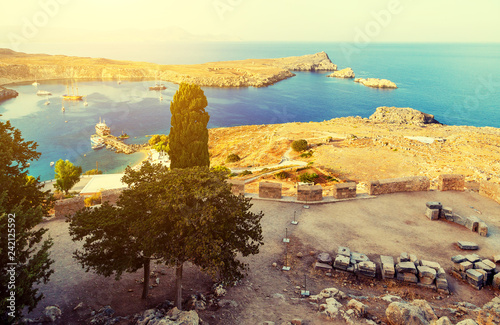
left=451, top=255, right=466, bottom=263
left=332, top=182, right=356, bottom=199
left=396, top=262, right=417, bottom=274
left=459, top=261, right=473, bottom=272
left=465, top=215, right=481, bottom=232
left=493, top=255, right=500, bottom=263
left=399, top=252, right=409, bottom=262
left=465, top=254, right=480, bottom=263
left=297, top=184, right=322, bottom=202
left=418, top=266, right=437, bottom=279
left=227, top=179, right=245, bottom=196
left=426, top=201, right=442, bottom=210
left=479, top=180, right=500, bottom=205
left=337, top=246, right=350, bottom=257
left=351, top=252, right=369, bottom=263
left=436, top=267, right=446, bottom=279
left=478, top=222, right=488, bottom=237
left=418, top=277, right=435, bottom=285
left=457, top=241, right=479, bottom=250
left=420, top=260, right=441, bottom=271
left=475, top=261, right=494, bottom=273
left=334, top=255, right=350, bottom=270
left=356, top=261, right=376, bottom=277
left=396, top=272, right=418, bottom=283
left=441, top=206, right=453, bottom=215
left=259, top=182, right=282, bottom=199
left=482, top=259, right=496, bottom=269
left=493, top=273, right=500, bottom=289
left=425, top=208, right=440, bottom=220
left=315, top=262, right=333, bottom=271
left=380, top=255, right=395, bottom=279
left=436, top=277, right=449, bottom=290
left=466, top=269, right=484, bottom=282
left=452, top=214, right=467, bottom=226
left=368, top=176, right=430, bottom=195
left=317, top=252, right=333, bottom=265
left=438, top=174, right=465, bottom=191
left=409, top=254, right=418, bottom=265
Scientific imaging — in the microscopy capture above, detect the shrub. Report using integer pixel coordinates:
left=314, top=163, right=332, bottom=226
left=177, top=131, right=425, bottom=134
left=299, top=172, right=318, bottom=183
left=292, top=139, right=308, bottom=152
left=300, top=151, right=313, bottom=158
left=211, top=165, right=231, bottom=176
left=84, top=192, right=101, bottom=207
left=275, top=171, right=288, bottom=180
left=83, top=169, right=103, bottom=175
left=238, top=170, right=252, bottom=177
left=226, top=153, right=241, bottom=163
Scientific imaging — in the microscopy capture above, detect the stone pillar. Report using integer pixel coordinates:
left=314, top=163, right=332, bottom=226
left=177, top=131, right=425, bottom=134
left=297, top=184, right=323, bottom=201
left=332, top=182, right=356, bottom=199
left=227, top=180, right=245, bottom=196
left=258, top=182, right=282, bottom=199
left=438, top=174, right=464, bottom=191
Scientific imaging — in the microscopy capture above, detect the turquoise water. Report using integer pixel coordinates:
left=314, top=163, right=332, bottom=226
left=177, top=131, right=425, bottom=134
left=1, top=43, right=499, bottom=181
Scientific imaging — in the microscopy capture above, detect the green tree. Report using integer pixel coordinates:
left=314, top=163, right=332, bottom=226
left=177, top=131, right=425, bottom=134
left=292, top=139, right=308, bottom=152
left=83, top=168, right=103, bottom=175
left=168, top=83, right=210, bottom=169
left=54, top=159, right=82, bottom=194
left=0, top=119, right=54, bottom=323
left=226, top=153, right=241, bottom=163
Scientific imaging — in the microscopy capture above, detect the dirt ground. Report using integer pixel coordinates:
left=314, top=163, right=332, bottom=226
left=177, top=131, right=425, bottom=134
left=26, top=189, right=499, bottom=324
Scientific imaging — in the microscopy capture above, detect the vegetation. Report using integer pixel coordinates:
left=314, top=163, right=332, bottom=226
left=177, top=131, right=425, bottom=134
left=211, top=165, right=231, bottom=176
left=68, top=161, right=264, bottom=309
left=274, top=171, right=289, bottom=180
left=300, top=150, right=314, bottom=158
left=291, top=139, right=308, bottom=152
left=83, top=169, right=103, bottom=175
left=299, top=172, right=319, bottom=183
left=149, top=134, right=169, bottom=152
left=0, top=119, right=54, bottom=323
left=226, top=153, right=241, bottom=163
left=54, top=159, right=82, bottom=194
left=238, top=170, right=253, bottom=177
left=168, top=83, right=210, bottom=168
left=84, top=192, right=101, bottom=207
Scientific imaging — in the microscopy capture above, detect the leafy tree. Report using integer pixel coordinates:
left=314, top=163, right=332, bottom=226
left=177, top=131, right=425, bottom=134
left=54, top=159, right=82, bottom=194
left=292, top=139, right=308, bottom=152
left=168, top=83, right=210, bottom=169
left=83, top=169, right=103, bottom=175
left=210, top=165, right=231, bottom=176
left=0, top=119, right=54, bottom=323
left=226, top=153, right=241, bottom=163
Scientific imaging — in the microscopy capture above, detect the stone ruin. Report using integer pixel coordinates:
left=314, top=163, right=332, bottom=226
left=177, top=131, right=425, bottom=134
left=368, top=176, right=430, bottom=195
left=332, top=182, right=356, bottom=199
left=314, top=246, right=450, bottom=294
left=425, top=201, right=488, bottom=237
left=438, top=174, right=465, bottom=191
left=297, top=184, right=323, bottom=202
left=451, top=253, right=499, bottom=290
left=258, top=182, right=282, bottom=199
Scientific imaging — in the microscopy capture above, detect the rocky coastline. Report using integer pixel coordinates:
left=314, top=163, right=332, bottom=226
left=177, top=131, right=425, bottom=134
left=0, top=86, right=19, bottom=102
left=0, top=49, right=336, bottom=88
left=327, top=67, right=355, bottom=78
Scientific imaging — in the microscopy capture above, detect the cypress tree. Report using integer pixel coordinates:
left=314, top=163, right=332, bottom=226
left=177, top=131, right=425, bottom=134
left=168, top=83, right=210, bottom=168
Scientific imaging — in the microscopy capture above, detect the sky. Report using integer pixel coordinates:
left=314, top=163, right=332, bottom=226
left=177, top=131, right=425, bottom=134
left=0, top=0, right=499, bottom=45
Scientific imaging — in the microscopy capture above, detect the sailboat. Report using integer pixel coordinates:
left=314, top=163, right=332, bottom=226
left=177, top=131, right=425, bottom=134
left=117, top=75, right=122, bottom=85
left=32, top=77, right=39, bottom=86
left=62, top=80, right=83, bottom=100
left=149, top=72, right=166, bottom=91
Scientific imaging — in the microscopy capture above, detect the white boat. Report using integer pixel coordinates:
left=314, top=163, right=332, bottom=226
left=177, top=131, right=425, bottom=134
left=50, top=161, right=55, bottom=167
left=83, top=96, right=88, bottom=106
left=91, top=134, right=104, bottom=146
left=44, top=94, right=50, bottom=105
left=32, top=80, right=39, bottom=86
left=37, top=90, right=51, bottom=96
left=92, top=143, right=105, bottom=150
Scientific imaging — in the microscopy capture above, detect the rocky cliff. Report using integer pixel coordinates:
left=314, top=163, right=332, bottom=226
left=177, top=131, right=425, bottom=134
left=0, top=86, right=19, bottom=102
left=0, top=49, right=337, bottom=88
left=369, top=106, right=440, bottom=125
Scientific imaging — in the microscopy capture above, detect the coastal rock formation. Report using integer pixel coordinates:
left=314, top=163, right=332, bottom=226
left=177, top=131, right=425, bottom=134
left=355, top=77, right=397, bottom=89
left=327, top=67, right=355, bottom=78
left=0, top=49, right=336, bottom=88
left=370, top=106, right=440, bottom=125
left=0, top=86, right=19, bottom=102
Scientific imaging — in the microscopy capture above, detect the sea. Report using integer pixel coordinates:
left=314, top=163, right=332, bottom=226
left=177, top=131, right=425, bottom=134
left=1, top=42, right=499, bottom=181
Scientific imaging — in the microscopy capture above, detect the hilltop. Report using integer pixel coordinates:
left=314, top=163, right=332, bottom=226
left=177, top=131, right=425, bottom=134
left=0, top=49, right=336, bottom=87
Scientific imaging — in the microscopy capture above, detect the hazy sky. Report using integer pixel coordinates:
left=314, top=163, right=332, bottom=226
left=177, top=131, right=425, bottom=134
left=1, top=0, right=499, bottom=43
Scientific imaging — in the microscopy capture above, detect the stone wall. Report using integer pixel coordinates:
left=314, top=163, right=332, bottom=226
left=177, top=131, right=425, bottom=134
left=369, top=176, right=430, bottom=195
left=54, top=196, right=85, bottom=219
left=227, top=180, right=245, bottom=196
left=479, top=180, right=500, bottom=204
left=101, top=189, right=123, bottom=206
left=332, top=182, right=356, bottom=199
left=297, top=184, right=323, bottom=202
left=259, top=182, right=282, bottom=199
left=438, top=174, right=464, bottom=191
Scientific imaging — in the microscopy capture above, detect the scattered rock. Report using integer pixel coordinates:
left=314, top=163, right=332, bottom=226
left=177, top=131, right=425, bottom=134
left=218, top=299, right=238, bottom=308
left=455, top=320, right=478, bottom=325
left=431, top=316, right=453, bottom=325
left=43, top=306, right=62, bottom=322
left=296, top=252, right=303, bottom=258
left=327, top=67, right=355, bottom=78
left=214, top=284, right=226, bottom=297
left=347, top=299, right=367, bottom=316
left=385, top=299, right=437, bottom=325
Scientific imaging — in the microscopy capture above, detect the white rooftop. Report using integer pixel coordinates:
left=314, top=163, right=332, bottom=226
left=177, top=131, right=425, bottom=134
left=79, top=173, right=127, bottom=195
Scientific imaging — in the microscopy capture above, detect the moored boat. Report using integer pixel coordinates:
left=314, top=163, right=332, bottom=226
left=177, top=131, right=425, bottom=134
left=37, top=90, right=52, bottom=96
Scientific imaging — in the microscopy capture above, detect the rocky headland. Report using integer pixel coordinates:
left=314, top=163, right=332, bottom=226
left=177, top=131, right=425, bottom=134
left=0, top=86, right=19, bottom=102
left=0, top=49, right=336, bottom=88
left=327, top=67, right=355, bottom=78
left=370, top=106, right=440, bottom=125
left=355, top=77, right=397, bottom=89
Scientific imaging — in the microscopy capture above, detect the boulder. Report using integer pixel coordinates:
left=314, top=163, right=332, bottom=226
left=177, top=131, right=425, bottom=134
left=347, top=299, right=367, bottom=316
left=370, top=106, right=439, bottom=125
left=455, top=320, right=478, bottom=325
left=44, top=306, right=62, bottom=322
left=317, top=252, right=333, bottom=264
left=386, top=300, right=437, bottom=325
left=431, top=316, right=453, bottom=325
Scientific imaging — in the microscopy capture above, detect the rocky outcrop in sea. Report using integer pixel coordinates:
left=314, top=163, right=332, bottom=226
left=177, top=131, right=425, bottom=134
left=355, top=77, right=397, bottom=89
left=0, top=86, right=19, bottom=102
left=327, top=67, right=355, bottom=78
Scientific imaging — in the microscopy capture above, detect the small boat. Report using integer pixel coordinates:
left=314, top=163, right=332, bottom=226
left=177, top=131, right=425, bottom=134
left=32, top=79, right=39, bottom=86
left=50, top=161, right=55, bottom=167
left=92, top=143, right=105, bottom=150
left=149, top=72, right=166, bottom=91
left=44, top=94, right=50, bottom=105
left=83, top=96, right=88, bottom=106
left=37, top=90, right=52, bottom=96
